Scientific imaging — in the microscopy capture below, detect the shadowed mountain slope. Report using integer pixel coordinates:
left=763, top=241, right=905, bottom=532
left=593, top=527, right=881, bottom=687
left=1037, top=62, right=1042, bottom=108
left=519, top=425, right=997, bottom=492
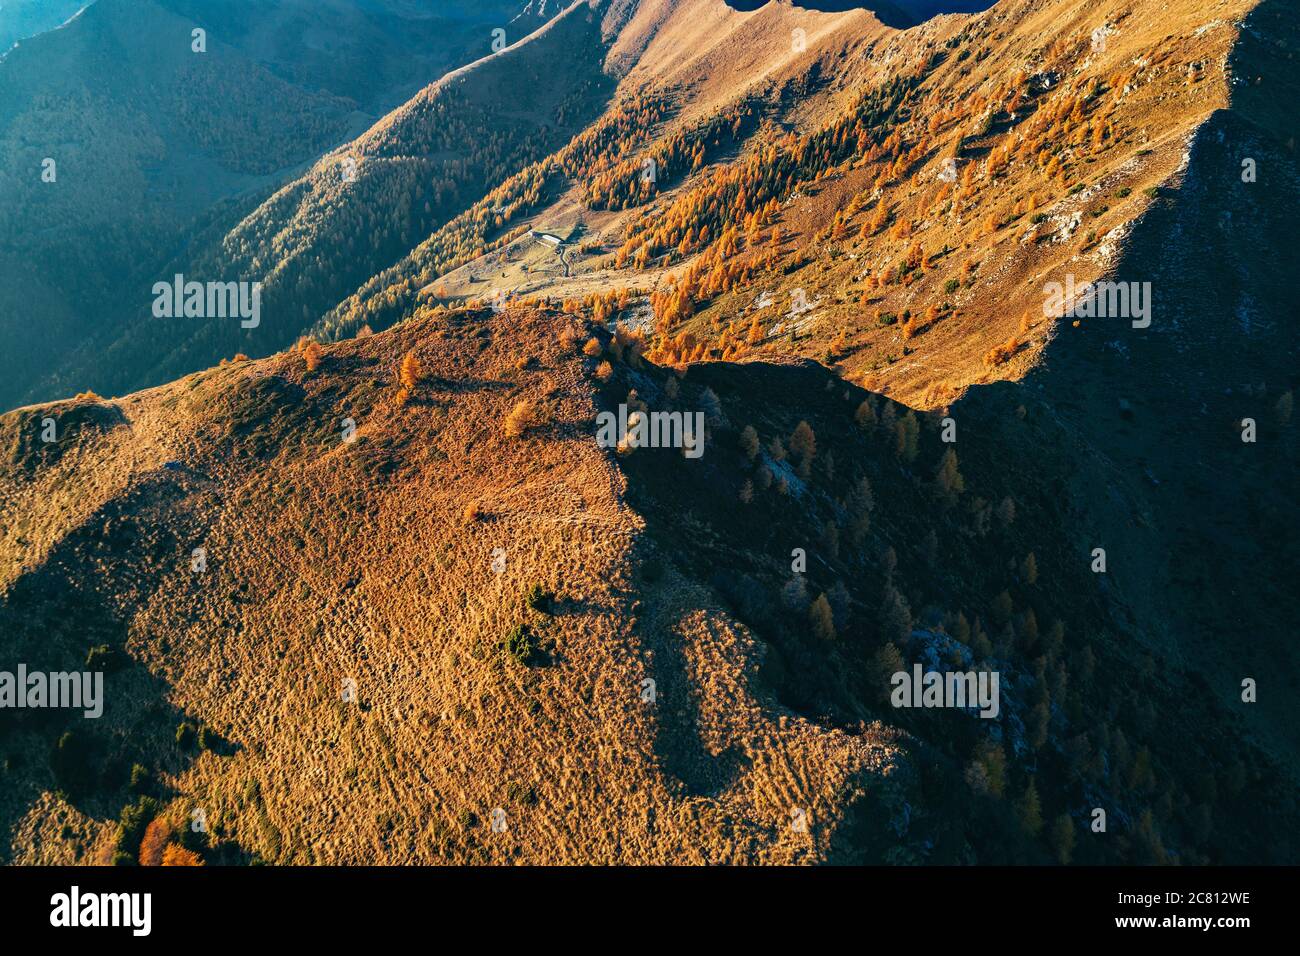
left=23, top=0, right=612, bottom=410
left=0, top=0, right=569, bottom=413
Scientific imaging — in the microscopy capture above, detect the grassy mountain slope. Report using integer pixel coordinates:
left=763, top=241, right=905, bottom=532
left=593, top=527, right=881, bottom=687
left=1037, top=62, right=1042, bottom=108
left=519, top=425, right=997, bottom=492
left=3, top=302, right=1294, bottom=864
left=2, top=0, right=1296, bottom=867
left=385, top=0, right=1259, bottom=406
left=0, top=310, right=908, bottom=865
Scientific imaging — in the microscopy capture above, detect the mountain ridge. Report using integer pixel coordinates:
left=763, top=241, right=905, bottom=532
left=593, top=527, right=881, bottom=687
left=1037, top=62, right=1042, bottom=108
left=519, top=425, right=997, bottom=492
left=1, top=0, right=1297, bottom=867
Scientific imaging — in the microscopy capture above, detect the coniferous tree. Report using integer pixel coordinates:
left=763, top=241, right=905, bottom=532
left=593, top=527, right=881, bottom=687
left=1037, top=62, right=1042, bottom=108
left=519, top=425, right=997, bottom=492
left=879, top=583, right=912, bottom=643
left=870, top=642, right=904, bottom=705
left=854, top=398, right=877, bottom=429
left=789, top=421, right=817, bottom=465
left=933, top=448, right=964, bottom=505
left=809, top=593, right=836, bottom=641
left=894, top=411, right=919, bottom=462
left=1050, top=813, right=1076, bottom=865
left=1016, top=779, right=1043, bottom=837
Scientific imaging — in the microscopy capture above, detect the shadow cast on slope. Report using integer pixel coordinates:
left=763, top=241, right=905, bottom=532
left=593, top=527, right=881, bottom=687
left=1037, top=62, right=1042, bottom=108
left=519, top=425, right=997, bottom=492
left=599, top=342, right=1300, bottom=863
left=0, top=470, right=238, bottom=864
left=1006, top=92, right=1300, bottom=771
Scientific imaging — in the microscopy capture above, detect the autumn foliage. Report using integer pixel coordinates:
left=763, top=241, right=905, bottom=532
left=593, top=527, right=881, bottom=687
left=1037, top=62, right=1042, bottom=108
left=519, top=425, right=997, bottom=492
left=161, top=844, right=204, bottom=866
left=138, top=817, right=172, bottom=866
left=504, top=401, right=538, bottom=438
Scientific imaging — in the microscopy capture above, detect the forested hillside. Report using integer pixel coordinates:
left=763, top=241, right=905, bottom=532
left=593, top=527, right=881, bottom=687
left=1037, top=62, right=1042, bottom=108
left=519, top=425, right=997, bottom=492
left=18, top=0, right=608, bottom=407
left=0, top=0, right=568, bottom=411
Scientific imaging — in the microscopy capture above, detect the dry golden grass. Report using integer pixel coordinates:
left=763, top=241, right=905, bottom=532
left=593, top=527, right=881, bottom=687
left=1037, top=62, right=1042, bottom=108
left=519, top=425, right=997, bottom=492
left=1, top=0, right=1281, bottom=867
left=0, top=308, right=901, bottom=864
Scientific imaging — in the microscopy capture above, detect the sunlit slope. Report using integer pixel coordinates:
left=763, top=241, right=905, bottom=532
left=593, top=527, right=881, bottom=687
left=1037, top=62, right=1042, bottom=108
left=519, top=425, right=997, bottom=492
left=0, top=309, right=904, bottom=865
